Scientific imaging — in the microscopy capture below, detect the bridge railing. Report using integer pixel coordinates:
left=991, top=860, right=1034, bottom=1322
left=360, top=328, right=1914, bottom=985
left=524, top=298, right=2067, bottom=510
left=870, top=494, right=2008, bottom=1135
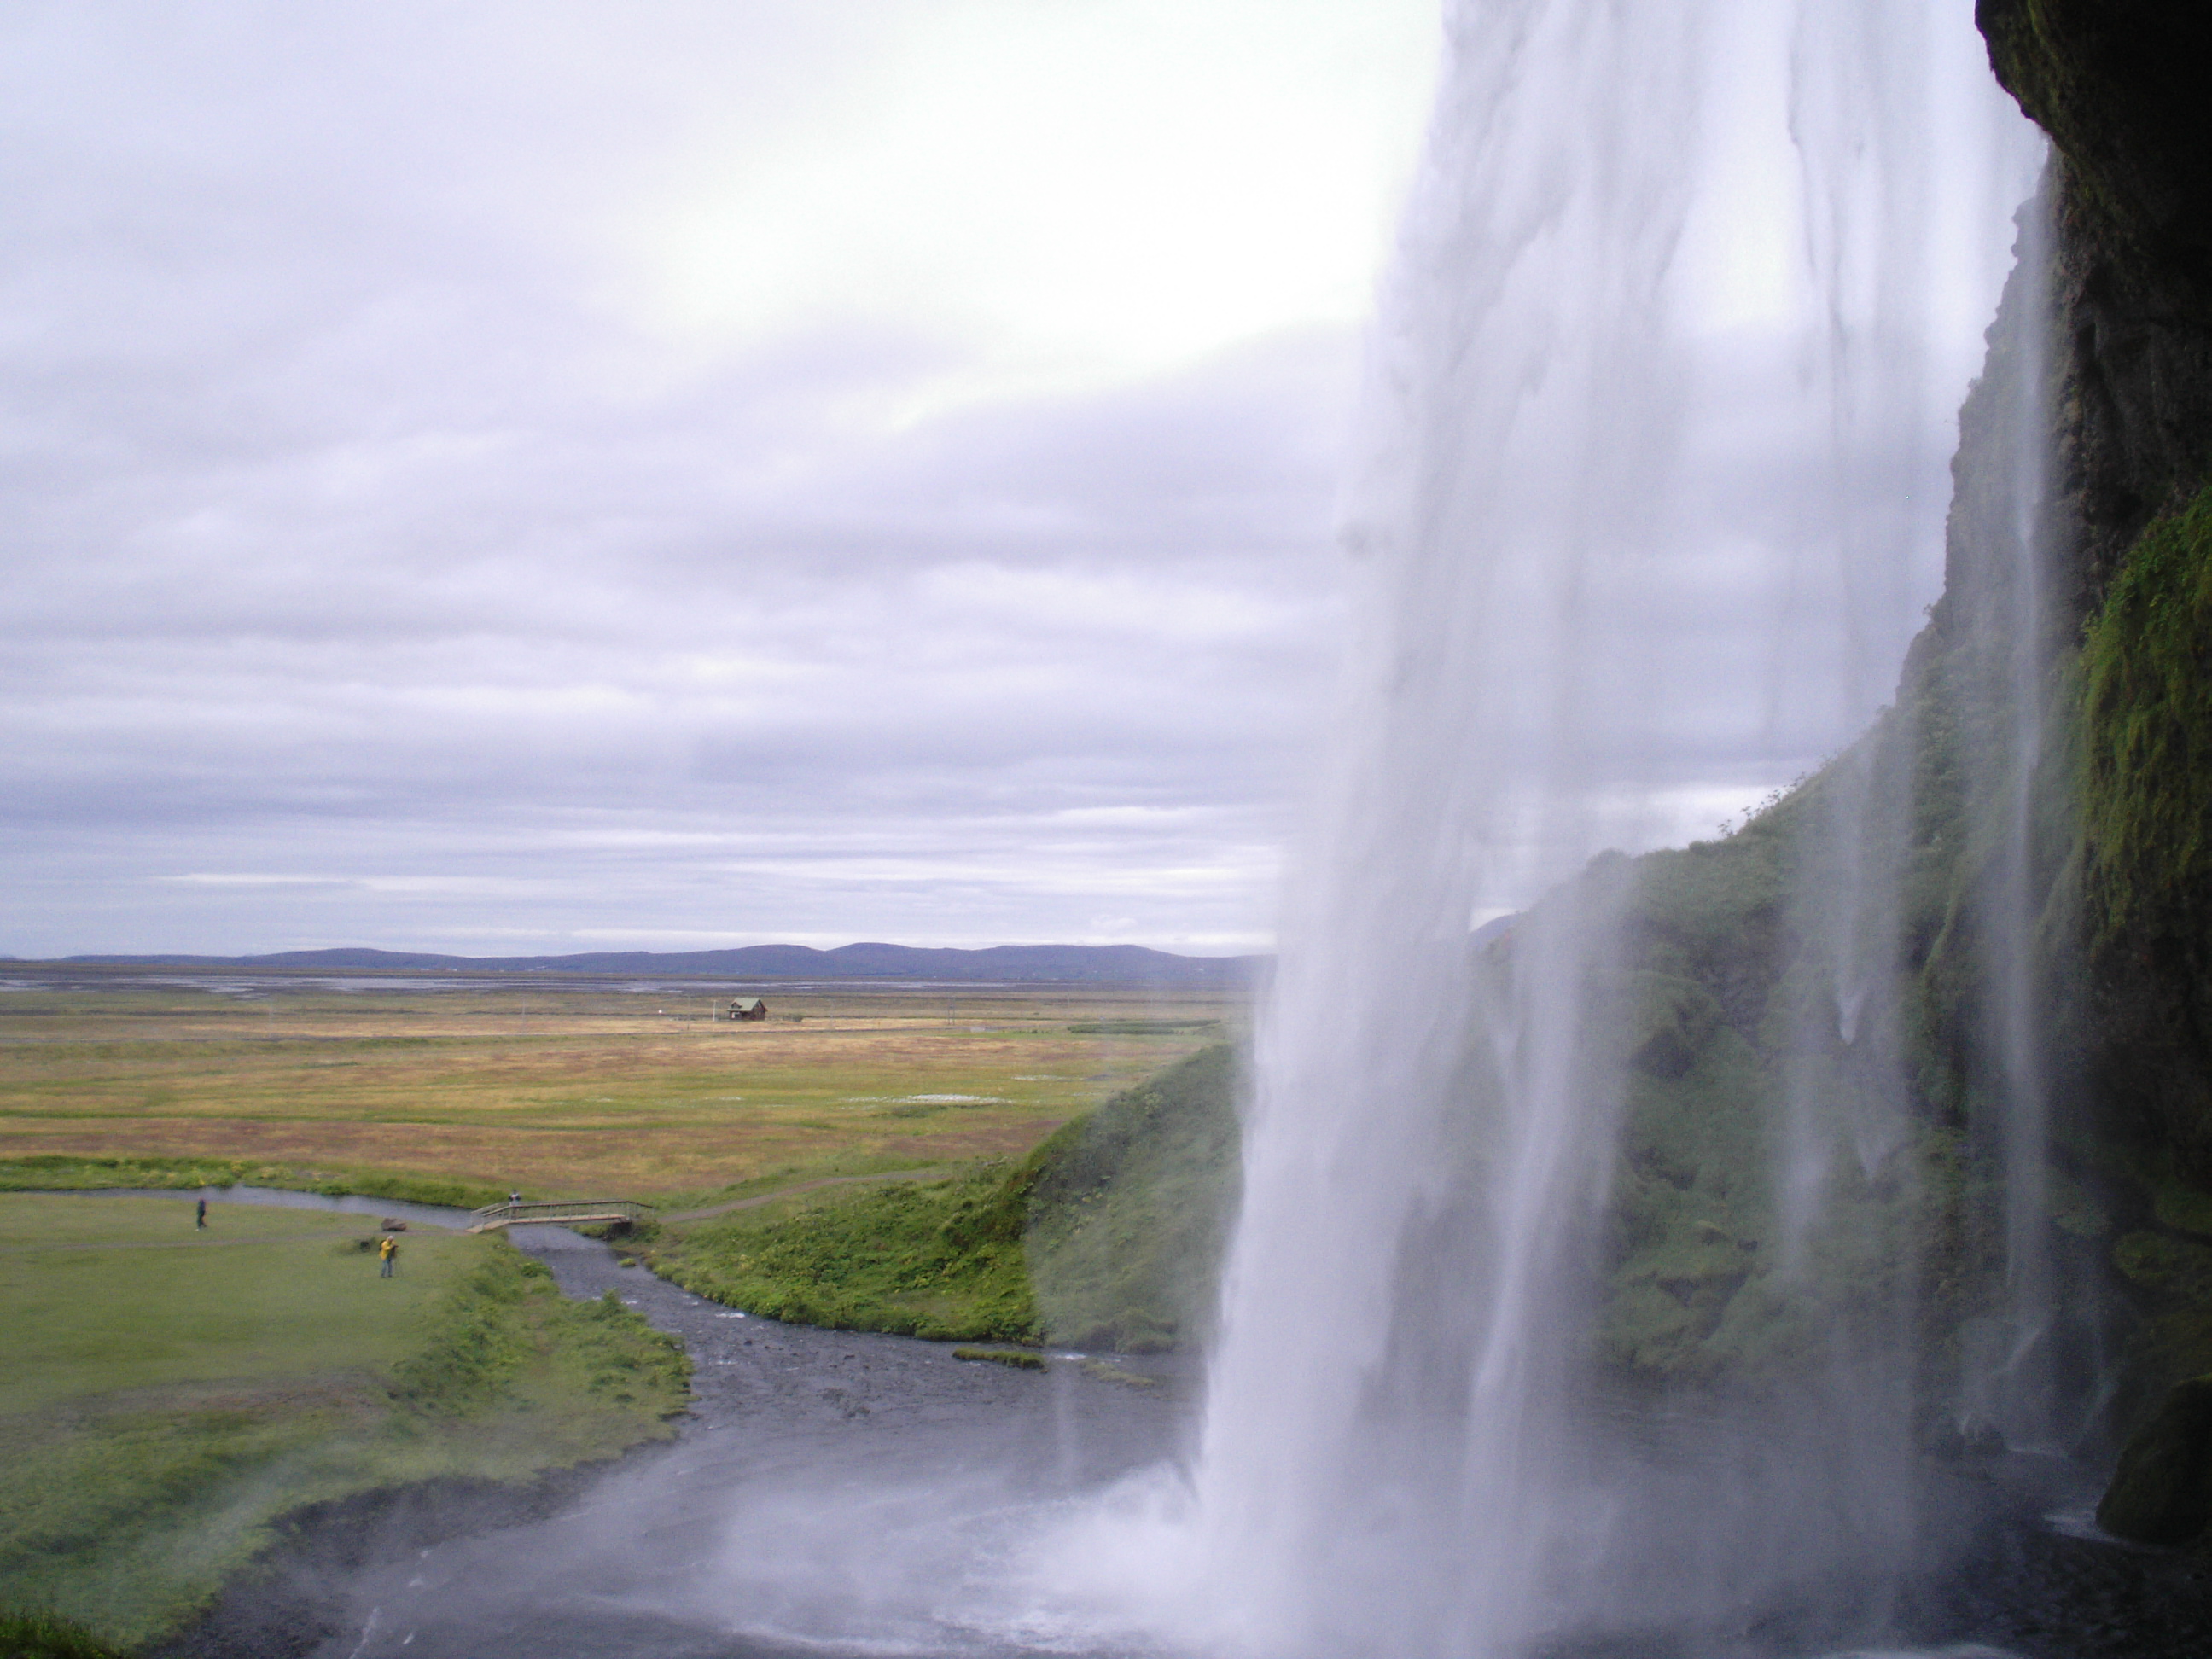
left=469, top=1198, right=655, bottom=1231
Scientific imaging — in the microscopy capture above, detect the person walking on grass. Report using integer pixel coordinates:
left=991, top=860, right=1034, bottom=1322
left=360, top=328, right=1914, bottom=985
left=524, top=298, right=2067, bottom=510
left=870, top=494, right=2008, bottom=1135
left=379, top=1234, right=399, bottom=1278
left=195, top=1197, right=207, bottom=1230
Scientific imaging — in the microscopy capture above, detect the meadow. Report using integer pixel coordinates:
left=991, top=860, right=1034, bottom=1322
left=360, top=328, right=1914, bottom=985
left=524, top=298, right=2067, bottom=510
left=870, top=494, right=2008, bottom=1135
left=0, top=1191, right=687, bottom=1645
left=0, top=970, right=1238, bottom=1644
left=0, top=971, right=1240, bottom=1208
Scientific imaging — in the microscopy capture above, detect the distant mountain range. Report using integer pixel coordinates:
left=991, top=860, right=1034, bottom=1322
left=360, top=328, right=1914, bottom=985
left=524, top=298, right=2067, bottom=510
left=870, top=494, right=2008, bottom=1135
left=50, top=942, right=1262, bottom=985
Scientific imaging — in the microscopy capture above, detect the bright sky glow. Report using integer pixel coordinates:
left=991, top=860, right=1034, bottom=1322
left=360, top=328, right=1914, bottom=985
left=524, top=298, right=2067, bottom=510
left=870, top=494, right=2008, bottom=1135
left=0, top=0, right=1442, bottom=958
left=624, top=3, right=1439, bottom=401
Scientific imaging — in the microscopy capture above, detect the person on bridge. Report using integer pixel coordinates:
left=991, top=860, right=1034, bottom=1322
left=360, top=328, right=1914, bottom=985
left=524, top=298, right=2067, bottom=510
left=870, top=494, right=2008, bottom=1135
left=378, top=1235, right=399, bottom=1278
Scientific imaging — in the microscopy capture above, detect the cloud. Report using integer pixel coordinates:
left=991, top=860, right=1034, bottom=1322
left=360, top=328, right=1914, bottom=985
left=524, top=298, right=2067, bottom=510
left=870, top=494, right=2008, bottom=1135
left=0, top=8, right=1384, bottom=957
left=0, top=1, right=2033, bottom=958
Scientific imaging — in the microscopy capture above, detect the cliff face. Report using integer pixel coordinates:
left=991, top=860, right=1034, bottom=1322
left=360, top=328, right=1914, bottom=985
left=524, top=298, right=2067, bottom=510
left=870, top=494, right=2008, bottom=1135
left=1572, top=210, right=2093, bottom=1413
left=1977, top=0, right=2212, bottom=612
left=1561, top=0, right=2212, bottom=1520
left=1973, top=0, right=2212, bottom=1186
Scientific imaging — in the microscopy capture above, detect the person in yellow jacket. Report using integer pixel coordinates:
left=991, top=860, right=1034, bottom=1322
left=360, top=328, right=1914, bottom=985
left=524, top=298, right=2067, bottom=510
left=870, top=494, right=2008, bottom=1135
left=378, top=1234, right=399, bottom=1278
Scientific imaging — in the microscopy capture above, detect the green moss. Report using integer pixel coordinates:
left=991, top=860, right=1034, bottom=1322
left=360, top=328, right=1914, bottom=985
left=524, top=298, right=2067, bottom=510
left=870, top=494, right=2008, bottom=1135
left=389, top=1247, right=689, bottom=1419
left=2155, top=1183, right=2212, bottom=1238
left=0, top=1609, right=127, bottom=1659
left=1582, top=626, right=2077, bottom=1393
left=1078, top=1359, right=1160, bottom=1388
left=2080, top=483, right=2212, bottom=945
left=648, top=1166, right=1039, bottom=1342
left=2113, top=1231, right=2212, bottom=1301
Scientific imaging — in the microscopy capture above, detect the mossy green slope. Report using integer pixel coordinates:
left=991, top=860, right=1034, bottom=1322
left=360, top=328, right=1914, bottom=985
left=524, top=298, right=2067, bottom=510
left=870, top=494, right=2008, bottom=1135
left=1019, top=1045, right=1239, bottom=1352
left=1566, top=476, right=2089, bottom=1394
left=0, top=1608, right=126, bottom=1659
left=1550, top=773, right=2005, bottom=1394
left=642, top=1163, right=1038, bottom=1342
left=640, top=1047, right=1242, bottom=1352
left=1563, top=173, right=2212, bottom=1539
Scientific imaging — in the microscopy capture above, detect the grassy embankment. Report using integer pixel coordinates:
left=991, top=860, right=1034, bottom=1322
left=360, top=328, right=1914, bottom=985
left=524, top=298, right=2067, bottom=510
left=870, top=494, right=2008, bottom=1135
left=631, top=1045, right=1243, bottom=1353
left=0, top=979, right=1232, bottom=1213
left=0, top=1193, right=687, bottom=1649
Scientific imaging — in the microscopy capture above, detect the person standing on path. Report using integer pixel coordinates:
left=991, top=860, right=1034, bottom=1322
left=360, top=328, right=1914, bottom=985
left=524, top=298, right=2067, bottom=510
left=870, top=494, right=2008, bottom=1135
left=195, top=1198, right=207, bottom=1230
left=378, top=1235, right=399, bottom=1277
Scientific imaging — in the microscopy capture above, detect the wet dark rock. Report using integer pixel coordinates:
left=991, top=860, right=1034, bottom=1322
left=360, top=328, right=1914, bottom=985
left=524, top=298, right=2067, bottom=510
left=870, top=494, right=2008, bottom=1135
left=1979, top=0, right=2212, bottom=296
left=1976, top=0, right=2212, bottom=1203
left=2098, top=1374, right=2212, bottom=1544
left=2114, top=1231, right=2212, bottom=1301
left=1979, top=0, right=2212, bottom=614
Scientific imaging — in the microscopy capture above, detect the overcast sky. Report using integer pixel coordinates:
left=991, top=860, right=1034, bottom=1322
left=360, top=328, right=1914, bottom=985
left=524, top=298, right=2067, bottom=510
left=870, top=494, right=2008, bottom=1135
left=3, top=1, right=2032, bottom=960
left=4, top=1, right=1452, bottom=958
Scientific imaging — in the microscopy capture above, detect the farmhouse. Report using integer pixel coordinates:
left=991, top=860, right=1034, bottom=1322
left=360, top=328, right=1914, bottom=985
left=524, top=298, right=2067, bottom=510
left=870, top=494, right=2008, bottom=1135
left=727, top=996, right=768, bottom=1022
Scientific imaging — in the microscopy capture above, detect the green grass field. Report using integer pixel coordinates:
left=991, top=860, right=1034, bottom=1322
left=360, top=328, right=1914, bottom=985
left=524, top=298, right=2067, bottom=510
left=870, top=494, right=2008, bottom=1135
left=0, top=972, right=1243, bottom=1645
left=0, top=976, right=1238, bottom=1208
left=0, top=1192, right=687, bottom=1647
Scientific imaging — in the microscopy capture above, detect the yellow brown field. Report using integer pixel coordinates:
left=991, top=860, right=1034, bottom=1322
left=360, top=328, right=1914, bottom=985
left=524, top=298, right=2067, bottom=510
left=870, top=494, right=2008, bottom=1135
left=0, top=972, right=1243, bottom=1204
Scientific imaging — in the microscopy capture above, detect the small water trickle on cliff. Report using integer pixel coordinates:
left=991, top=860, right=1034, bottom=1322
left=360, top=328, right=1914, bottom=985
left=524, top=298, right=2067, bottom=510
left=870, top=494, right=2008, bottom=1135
left=1952, top=183, right=2081, bottom=1458
left=1138, top=1, right=2048, bottom=1654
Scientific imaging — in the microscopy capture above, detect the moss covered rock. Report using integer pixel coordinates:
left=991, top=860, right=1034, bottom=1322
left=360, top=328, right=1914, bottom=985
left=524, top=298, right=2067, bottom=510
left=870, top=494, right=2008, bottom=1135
left=2098, top=1374, right=2212, bottom=1545
left=2080, top=486, right=2212, bottom=952
left=2113, top=1231, right=2212, bottom=1302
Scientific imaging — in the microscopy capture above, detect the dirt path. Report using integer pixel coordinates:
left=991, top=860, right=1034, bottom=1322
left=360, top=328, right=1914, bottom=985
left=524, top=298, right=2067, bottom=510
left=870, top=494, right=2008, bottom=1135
left=661, top=1167, right=951, bottom=1223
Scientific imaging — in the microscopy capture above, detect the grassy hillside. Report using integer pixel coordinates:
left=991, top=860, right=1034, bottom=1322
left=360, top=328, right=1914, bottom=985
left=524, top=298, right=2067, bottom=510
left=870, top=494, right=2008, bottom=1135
left=633, top=1047, right=1243, bottom=1352
left=641, top=1163, right=1038, bottom=1342
left=1021, top=1045, right=1241, bottom=1352
left=0, top=1194, right=687, bottom=1647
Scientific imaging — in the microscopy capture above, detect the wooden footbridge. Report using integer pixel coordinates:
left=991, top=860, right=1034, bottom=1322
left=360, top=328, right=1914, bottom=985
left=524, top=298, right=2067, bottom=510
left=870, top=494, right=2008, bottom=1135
left=468, top=1198, right=654, bottom=1232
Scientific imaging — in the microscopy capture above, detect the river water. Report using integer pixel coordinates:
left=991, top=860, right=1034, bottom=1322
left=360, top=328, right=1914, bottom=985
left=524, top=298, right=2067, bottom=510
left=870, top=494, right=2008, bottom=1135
left=116, top=1218, right=2209, bottom=1659
left=154, top=1224, right=1190, bottom=1659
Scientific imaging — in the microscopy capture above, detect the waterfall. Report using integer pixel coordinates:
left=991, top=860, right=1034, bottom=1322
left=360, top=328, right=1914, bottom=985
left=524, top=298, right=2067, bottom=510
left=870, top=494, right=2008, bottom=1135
left=1173, top=1, right=2046, bottom=1654
left=1980, top=192, right=2064, bottom=1452
left=1948, top=184, right=2084, bottom=1456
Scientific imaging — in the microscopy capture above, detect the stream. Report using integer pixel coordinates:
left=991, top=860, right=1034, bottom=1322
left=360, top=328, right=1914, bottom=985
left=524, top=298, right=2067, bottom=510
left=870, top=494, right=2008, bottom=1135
left=39, top=1184, right=480, bottom=1231
left=25, top=1126, right=2196, bottom=1652
left=158, top=1222, right=1193, bottom=1659
left=119, top=1214, right=2212, bottom=1659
